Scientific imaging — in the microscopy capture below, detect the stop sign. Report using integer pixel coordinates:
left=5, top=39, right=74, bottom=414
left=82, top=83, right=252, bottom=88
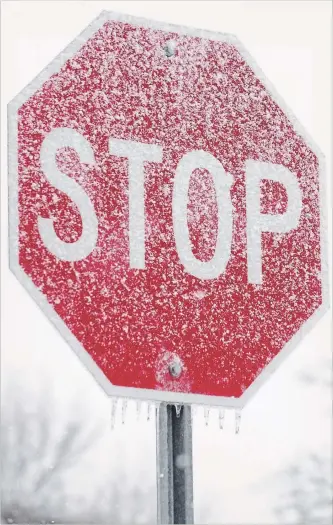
left=8, top=11, right=328, bottom=407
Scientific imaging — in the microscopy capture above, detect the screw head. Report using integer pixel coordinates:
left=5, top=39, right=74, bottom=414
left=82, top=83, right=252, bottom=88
left=169, top=360, right=182, bottom=378
left=163, top=40, right=177, bottom=58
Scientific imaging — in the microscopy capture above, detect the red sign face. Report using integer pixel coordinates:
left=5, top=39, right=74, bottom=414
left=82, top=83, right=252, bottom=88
left=9, top=12, right=328, bottom=407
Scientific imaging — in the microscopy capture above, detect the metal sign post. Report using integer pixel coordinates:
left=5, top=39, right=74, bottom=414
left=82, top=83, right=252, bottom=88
left=156, top=404, right=194, bottom=524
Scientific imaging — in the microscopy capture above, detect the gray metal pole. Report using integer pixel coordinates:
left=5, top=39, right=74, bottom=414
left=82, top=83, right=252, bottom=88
left=156, top=404, right=194, bottom=524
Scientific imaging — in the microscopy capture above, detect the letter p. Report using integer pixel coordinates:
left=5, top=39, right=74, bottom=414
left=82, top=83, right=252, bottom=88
left=246, top=160, right=302, bottom=285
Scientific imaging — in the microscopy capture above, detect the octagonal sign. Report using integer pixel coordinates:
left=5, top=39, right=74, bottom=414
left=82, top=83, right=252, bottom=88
left=8, top=11, right=328, bottom=407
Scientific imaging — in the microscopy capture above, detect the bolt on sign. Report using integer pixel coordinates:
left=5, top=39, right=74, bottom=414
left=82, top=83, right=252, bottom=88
left=8, top=11, right=328, bottom=408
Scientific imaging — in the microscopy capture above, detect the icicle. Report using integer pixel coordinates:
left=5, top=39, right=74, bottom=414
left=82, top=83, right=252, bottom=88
left=235, top=409, right=242, bottom=434
left=147, top=402, right=152, bottom=421
left=190, top=405, right=195, bottom=423
left=204, top=407, right=210, bottom=426
left=121, top=399, right=127, bottom=424
left=111, top=398, right=118, bottom=430
left=218, top=408, right=225, bottom=430
left=136, top=400, right=141, bottom=421
left=175, top=403, right=182, bottom=417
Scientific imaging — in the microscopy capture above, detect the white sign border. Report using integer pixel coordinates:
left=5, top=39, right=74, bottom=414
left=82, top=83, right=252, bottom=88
left=8, top=10, right=329, bottom=409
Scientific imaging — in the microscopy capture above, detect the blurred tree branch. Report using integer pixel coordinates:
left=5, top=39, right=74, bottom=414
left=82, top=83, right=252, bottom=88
left=275, top=454, right=332, bottom=524
left=1, top=381, right=157, bottom=524
left=1, top=382, right=101, bottom=524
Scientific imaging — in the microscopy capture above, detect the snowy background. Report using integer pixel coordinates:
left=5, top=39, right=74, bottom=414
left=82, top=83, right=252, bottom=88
left=1, top=1, right=331, bottom=524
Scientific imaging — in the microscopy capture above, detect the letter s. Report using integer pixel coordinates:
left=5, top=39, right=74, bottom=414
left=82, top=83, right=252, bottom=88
left=38, top=127, right=98, bottom=261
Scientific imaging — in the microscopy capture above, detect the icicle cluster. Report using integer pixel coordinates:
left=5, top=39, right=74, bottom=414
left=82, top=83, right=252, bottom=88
left=110, top=398, right=157, bottom=429
left=110, top=399, right=242, bottom=435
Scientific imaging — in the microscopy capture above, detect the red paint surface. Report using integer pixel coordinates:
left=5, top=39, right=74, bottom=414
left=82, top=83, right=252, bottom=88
left=17, top=21, right=322, bottom=398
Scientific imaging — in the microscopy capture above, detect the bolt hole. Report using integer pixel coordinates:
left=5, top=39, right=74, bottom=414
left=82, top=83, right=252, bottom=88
left=163, top=40, right=177, bottom=58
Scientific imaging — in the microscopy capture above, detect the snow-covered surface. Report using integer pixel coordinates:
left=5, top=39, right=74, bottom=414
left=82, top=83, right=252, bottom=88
left=1, top=2, right=331, bottom=524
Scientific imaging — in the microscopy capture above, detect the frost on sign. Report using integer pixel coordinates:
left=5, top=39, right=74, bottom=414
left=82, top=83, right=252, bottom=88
left=8, top=12, right=328, bottom=407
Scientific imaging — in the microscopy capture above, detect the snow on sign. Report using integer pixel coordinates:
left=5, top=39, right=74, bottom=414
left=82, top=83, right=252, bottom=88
left=8, top=11, right=328, bottom=407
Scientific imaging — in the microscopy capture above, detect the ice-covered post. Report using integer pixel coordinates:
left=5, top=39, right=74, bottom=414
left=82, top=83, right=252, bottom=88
left=156, top=404, right=194, bottom=524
